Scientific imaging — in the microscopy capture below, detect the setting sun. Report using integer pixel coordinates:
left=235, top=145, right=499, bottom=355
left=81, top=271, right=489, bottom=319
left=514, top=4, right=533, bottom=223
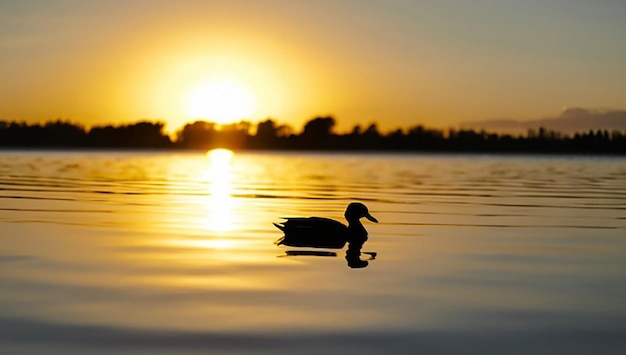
left=185, top=77, right=256, bottom=124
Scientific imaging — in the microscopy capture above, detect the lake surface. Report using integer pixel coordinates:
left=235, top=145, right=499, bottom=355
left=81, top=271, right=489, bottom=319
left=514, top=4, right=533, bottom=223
left=1, top=150, right=625, bottom=354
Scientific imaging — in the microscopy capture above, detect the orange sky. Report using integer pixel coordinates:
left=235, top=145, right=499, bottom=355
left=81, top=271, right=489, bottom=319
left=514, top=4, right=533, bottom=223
left=1, top=0, right=625, bottom=133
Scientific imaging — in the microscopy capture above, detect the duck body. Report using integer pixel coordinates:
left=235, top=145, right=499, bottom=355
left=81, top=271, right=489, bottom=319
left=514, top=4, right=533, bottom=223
left=274, top=202, right=377, bottom=249
left=274, top=217, right=348, bottom=248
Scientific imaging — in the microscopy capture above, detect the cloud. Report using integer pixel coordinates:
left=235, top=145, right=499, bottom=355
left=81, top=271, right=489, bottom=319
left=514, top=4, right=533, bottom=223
left=462, top=108, right=626, bottom=134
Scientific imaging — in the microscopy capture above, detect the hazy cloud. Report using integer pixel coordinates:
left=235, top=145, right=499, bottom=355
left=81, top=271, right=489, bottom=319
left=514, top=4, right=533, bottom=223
left=462, top=108, right=626, bottom=134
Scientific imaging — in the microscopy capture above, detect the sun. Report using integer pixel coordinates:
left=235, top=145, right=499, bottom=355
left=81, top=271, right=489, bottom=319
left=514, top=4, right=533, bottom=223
left=185, top=77, right=256, bottom=124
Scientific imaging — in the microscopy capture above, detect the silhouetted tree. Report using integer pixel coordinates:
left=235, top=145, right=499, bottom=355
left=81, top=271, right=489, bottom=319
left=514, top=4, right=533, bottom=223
left=88, top=121, right=171, bottom=148
left=0, top=120, right=87, bottom=147
left=363, top=123, right=380, bottom=138
left=295, top=116, right=338, bottom=149
left=350, top=125, right=362, bottom=136
left=303, top=116, right=336, bottom=138
left=176, top=121, right=217, bottom=149
left=216, top=121, right=250, bottom=149
left=256, top=119, right=279, bottom=140
left=276, top=124, right=293, bottom=137
left=251, top=119, right=283, bottom=149
left=44, top=120, right=87, bottom=146
left=125, top=121, right=171, bottom=147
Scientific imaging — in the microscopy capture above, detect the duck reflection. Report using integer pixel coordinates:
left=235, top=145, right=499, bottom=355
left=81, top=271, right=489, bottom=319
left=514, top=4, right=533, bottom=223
left=274, top=202, right=378, bottom=268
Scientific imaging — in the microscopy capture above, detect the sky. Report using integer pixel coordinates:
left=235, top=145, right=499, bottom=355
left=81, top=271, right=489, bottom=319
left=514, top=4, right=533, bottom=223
left=1, top=0, right=625, bottom=133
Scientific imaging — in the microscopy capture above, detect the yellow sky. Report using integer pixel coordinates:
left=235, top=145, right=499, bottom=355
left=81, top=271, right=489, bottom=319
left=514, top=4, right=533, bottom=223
left=1, top=0, right=625, bottom=133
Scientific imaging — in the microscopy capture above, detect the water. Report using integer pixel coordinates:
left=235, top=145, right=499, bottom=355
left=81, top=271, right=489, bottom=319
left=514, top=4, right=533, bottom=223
left=1, top=150, right=625, bottom=354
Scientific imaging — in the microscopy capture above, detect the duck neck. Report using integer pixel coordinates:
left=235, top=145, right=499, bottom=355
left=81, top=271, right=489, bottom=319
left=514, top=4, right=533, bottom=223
left=346, top=217, right=367, bottom=244
left=346, top=217, right=364, bottom=229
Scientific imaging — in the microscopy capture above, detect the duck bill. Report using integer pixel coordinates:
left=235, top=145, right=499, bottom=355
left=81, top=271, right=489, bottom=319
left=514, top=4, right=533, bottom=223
left=365, top=213, right=378, bottom=223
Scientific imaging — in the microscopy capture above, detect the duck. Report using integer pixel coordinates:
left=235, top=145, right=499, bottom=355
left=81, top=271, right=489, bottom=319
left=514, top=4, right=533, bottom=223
left=274, top=202, right=378, bottom=249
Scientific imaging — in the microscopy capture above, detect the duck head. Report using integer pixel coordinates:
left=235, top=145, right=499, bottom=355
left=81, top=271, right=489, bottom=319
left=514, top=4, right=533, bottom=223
left=344, top=202, right=378, bottom=223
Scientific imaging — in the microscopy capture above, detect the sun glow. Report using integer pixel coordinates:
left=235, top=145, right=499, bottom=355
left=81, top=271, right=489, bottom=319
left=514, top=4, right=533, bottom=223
left=185, top=77, right=256, bottom=124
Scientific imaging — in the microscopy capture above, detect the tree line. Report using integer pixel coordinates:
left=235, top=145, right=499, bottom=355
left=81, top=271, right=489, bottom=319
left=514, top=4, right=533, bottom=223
left=1, top=117, right=625, bottom=153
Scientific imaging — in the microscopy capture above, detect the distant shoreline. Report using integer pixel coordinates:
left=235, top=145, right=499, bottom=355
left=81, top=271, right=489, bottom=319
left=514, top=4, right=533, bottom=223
left=2, top=118, right=625, bottom=154
left=1, top=147, right=625, bottom=157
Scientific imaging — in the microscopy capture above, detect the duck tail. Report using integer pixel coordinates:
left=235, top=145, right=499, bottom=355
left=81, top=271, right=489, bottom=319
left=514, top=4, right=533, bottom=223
left=273, top=222, right=286, bottom=245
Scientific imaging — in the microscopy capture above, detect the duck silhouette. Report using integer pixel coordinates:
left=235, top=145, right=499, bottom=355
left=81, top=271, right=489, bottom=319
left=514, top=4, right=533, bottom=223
left=274, top=202, right=378, bottom=250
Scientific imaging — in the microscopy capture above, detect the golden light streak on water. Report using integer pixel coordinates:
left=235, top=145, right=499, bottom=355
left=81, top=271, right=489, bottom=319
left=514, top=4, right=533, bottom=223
left=200, top=148, right=236, bottom=233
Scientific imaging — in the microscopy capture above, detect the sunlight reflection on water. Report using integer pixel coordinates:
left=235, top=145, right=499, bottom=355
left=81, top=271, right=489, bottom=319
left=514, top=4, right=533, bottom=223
left=1, top=151, right=626, bottom=354
left=201, top=148, right=236, bottom=233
